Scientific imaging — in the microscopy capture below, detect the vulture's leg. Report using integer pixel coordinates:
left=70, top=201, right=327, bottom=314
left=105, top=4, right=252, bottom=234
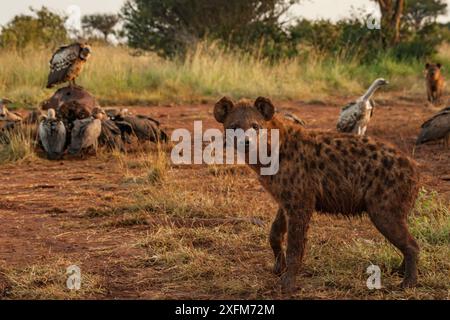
left=357, top=126, right=362, bottom=136
left=361, top=126, right=367, bottom=136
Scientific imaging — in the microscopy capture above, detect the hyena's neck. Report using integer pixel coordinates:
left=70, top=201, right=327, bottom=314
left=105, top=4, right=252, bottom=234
left=247, top=115, right=288, bottom=180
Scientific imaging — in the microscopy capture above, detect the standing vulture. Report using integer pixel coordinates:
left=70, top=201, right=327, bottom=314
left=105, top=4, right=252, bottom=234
left=68, top=114, right=102, bottom=156
left=92, top=108, right=131, bottom=152
left=38, top=109, right=67, bottom=160
left=416, top=106, right=450, bottom=148
left=47, top=43, right=92, bottom=89
left=337, top=78, right=389, bottom=136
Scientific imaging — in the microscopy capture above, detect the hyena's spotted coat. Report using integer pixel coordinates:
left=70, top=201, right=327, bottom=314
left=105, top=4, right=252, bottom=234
left=214, top=96, right=420, bottom=293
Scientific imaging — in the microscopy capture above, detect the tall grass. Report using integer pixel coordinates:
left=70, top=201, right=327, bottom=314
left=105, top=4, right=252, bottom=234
left=0, top=125, right=36, bottom=164
left=0, top=42, right=445, bottom=107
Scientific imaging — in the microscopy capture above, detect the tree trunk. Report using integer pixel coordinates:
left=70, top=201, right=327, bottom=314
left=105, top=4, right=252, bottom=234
left=376, top=0, right=405, bottom=46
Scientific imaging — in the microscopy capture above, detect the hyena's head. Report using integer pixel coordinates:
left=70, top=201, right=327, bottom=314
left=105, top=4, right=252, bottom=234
left=214, top=97, right=275, bottom=130
left=214, top=96, right=275, bottom=150
left=425, top=63, right=443, bottom=81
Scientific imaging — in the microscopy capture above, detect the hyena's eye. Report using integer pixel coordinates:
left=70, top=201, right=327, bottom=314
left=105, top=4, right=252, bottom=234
left=252, top=123, right=261, bottom=130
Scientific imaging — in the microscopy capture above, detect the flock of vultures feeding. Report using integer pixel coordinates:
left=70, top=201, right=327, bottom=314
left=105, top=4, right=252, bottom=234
left=0, top=43, right=168, bottom=160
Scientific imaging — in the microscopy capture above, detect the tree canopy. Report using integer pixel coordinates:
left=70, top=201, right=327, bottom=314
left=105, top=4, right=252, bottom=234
left=121, top=0, right=300, bottom=57
left=82, top=14, right=120, bottom=41
left=0, top=7, right=68, bottom=50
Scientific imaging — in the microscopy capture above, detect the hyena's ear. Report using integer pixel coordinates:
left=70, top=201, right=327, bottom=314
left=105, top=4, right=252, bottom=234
left=214, top=97, right=234, bottom=123
left=425, top=63, right=430, bottom=69
left=437, top=63, right=442, bottom=69
left=254, top=97, right=275, bottom=121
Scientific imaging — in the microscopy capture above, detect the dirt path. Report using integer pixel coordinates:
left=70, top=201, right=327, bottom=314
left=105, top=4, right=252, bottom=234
left=0, top=98, right=448, bottom=299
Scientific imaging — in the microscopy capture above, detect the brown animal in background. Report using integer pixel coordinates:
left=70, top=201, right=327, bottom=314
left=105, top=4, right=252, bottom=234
left=425, top=63, right=445, bottom=104
left=214, top=97, right=420, bottom=293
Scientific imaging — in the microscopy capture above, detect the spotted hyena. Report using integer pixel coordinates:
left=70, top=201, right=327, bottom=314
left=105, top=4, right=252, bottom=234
left=214, top=96, right=420, bottom=293
left=425, top=63, right=445, bottom=104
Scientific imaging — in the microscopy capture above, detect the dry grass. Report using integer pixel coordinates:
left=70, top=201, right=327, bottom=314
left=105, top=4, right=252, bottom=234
left=0, top=259, right=104, bottom=299
left=0, top=125, right=37, bottom=164
left=0, top=146, right=448, bottom=299
left=75, top=153, right=450, bottom=299
left=0, top=42, right=439, bottom=108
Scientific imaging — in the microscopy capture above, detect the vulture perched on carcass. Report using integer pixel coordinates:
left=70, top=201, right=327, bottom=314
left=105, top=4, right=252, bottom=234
left=337, top=78, right=389, bottom=136
left=47, top=43, right=92, bottom=89
left=38, top=109, right=67, bottom=160
left=416, top=106, right=450, bottom=149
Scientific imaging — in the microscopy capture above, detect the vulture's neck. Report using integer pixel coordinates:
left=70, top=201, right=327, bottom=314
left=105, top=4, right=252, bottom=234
left=360, top=81, right=382, bottom=102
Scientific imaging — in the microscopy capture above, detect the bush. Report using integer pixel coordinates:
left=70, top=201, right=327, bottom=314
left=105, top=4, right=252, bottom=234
left=0, top=7, right=68, bottom=51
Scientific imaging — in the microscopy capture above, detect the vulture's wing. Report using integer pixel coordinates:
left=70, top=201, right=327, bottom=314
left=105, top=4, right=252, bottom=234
left=48, top=120, right=67, bottom=155
left=417, top=109, right=450, bottom=145
left=113, top=120, right=134, bottom=144
left=47, top=44, right=81, bottom=88
left=38, top=121, right=50, bottom=153
left=337, top=102, right=362, bottom=133
left=369, top=100, right=375, bottom=118
left=421, top=107, right=450, bottom=129
left=82, top=119, right=102, bottom=149
left=100, top=120, right=126, bottom=150
left=136, top=114, right=161, bottom=126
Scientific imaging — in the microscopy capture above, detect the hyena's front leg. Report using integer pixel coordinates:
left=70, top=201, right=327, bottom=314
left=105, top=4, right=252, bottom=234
left=280, top=205, right=313, bottom=293
left=427, top=85, right=433, bottom=103
left=436, top=86, right=443, bottom=104
left=270, top=208, right=287, bottom=276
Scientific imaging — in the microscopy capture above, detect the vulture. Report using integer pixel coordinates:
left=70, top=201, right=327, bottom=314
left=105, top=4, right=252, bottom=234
left=41, top=85, right=98, bottom=113
left=416, top=106, right=450, bottom=148
left=105, top=108, right=132, bottom=119
left=92, top=108, right=131, bottom=152
left=0, top=99, right=22, bottom=122
left=283, top=112, right=306, bottom=127
left=68, top=115, right=102, bottom=155
left=47, top=43, right=92, bottom=89
left=337, top=78, right=389, bottom=136
left=38, top=109, right=67, bottom=160
left=112, top=114, right=168, bottom=143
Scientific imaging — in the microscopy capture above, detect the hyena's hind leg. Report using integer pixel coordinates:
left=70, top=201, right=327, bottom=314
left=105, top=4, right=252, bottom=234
left=367, top=206, right=419, bottom=288
left=270, top=208, right=287, bottom=276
